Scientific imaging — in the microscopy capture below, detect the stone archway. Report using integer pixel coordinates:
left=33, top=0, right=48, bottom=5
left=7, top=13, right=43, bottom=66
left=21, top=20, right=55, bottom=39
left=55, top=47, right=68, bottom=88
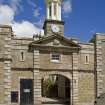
left=40, top=71, right=72, bottom=80
left=40, top=71, right=72, bottom=105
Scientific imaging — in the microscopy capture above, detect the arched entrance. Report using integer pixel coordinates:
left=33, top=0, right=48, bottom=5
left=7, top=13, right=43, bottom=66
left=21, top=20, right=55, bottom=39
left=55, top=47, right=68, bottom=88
left=40, top=71, right=72, bottom=105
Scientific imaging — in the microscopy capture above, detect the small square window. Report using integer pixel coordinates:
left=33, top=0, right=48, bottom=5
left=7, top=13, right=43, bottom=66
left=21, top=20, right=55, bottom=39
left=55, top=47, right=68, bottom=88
left=51, top=53, right=60, bottom=62
left=11, top=91, right=18, bottom=103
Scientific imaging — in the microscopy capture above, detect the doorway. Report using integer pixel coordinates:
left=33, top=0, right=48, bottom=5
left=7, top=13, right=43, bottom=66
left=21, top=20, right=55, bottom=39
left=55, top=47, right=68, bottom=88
left=20, top=79, right=33, bottom=105
left=41, top=74, right=71, bottom=105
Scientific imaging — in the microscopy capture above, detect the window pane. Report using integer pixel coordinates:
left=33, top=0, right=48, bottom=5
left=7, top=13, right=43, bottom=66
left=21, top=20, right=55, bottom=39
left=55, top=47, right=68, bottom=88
left=20, top=51, right=25, bottom=61
left=21, top=52, right=24, bottom=61
left=85, top=55, right=89, bottom=64
left=86, top=56, right=88, bottom=63
left=11, top=91, right=18, bottom=103
left=52, top=54, right=60, bottom=61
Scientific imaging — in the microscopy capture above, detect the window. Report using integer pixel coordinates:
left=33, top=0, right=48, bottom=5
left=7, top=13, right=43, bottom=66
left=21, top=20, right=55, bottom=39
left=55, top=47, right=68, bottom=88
left=85, top=54, right=89, bottom=64
left=51, top=53, right=60, bottom=62
left=49, top=5, right=52, bottom=17
left=54, top=3, right=57, bottom=16
left=11, top=91, right=18, bottom=103
left=21, top=52, right=24, bottom=61
left=20, top=51, right=25, bottom=61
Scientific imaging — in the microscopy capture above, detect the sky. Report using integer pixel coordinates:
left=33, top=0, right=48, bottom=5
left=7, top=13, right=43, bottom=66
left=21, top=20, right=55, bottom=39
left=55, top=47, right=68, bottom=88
left=0, top=0, right=105, bottom=42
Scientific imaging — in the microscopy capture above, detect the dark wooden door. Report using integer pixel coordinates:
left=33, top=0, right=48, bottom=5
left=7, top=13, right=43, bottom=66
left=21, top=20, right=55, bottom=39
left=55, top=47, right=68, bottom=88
left=20, top=79, right=33, bottom=105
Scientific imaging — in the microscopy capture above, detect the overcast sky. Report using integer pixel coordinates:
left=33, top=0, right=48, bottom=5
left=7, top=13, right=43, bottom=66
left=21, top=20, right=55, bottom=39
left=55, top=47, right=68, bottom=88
left=0, top=0, right=105, bottom=42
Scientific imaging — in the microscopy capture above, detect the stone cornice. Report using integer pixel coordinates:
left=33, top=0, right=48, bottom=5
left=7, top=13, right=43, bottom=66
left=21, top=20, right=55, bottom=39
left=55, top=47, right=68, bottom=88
left=0, top=58, right=12, bottom=62
left=0, top=25, right=12, bottom=28
left=30, top=44, right=80, bottom=52
left=11, top=67, right=94, bottom=73
left=39, top=68, right=94, bottom=73
left=43, top=19, right=65, bottom=29
left=11, top=68, right=33, bottom=71
left=13, top=37, right=33, bottom=41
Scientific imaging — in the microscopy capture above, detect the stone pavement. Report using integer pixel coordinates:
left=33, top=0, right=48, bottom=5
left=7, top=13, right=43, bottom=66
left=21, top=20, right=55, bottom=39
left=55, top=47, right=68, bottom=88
left=42, top=97, right=69, bottom=105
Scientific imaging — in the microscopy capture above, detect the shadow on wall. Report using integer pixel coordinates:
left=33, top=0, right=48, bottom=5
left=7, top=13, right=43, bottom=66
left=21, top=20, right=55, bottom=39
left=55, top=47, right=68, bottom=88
left=94, top=93, right=105, bottom=105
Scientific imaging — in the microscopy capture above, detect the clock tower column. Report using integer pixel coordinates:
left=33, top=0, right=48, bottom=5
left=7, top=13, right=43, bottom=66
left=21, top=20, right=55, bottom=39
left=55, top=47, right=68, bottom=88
left=43, top=0, right=64, bottom=36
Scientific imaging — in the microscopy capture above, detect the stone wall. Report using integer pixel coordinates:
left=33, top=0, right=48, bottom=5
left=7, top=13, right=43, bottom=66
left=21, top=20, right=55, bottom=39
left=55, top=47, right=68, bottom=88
left=33, top=50, right=41, bottom=105
left=11, top=38, right=33, bottom=69
left=0, top=62, right=5, bottom=104
left=95, top=34, right=105, bottom=97
left=78, top=72, right=95, bottom=105
left=102, top=42, right=105, bottom=93
left=79, top=43, right=94, bottom=71
left=72, top=53, right=79, bottom=105
left=11, top=70, right=33, bottom=90
left=0, top=25, right=97, bottom=105
left=11, top=70, right=33, bottom=105
left=40, top=51, right=72, bottom=70
left=0, top=25, right=12, bottom=105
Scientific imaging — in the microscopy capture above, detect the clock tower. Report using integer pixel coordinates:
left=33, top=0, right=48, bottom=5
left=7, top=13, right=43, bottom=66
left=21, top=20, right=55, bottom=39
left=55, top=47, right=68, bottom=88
left=43, top=0, right=64, bottom=36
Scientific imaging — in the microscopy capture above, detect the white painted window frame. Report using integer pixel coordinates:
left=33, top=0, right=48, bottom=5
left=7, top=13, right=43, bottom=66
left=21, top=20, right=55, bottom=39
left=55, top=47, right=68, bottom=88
left=50, top=53, right=61, bottom=63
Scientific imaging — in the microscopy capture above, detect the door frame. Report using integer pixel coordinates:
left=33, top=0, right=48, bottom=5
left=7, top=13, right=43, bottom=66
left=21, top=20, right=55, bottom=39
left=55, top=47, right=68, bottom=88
left=18, top=77, right=33, bottom=105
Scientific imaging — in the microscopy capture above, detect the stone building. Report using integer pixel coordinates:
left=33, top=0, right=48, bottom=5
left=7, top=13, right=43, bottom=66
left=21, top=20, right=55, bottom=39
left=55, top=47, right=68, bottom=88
left=0, top=0, right=105, bottom=105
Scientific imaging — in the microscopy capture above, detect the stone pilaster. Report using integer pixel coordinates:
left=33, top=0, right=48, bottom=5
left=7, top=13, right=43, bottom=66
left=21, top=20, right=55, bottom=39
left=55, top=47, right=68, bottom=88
left=72, top=53, right=79, bottom=105
left=95, top=39, right=103, bottom=97
left=4, top=33, right=12, bottom=105
left=33, top=50, right=41, bottom=105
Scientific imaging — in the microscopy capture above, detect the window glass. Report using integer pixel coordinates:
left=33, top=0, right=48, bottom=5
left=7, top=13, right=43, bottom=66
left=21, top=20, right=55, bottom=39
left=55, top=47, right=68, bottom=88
left=20, top=51, right=25, bottom=61
left=51, top=53, right=60, bottom=62
left=11, top=91, right=18, bottom=103
left=21, top=52, right=24, bottom=61
left=85, top=55, right=89, bottom=64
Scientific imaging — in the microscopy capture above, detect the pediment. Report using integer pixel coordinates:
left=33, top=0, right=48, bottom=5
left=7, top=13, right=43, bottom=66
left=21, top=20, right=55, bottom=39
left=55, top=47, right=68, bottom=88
left=31, top=34, right=80, bottom=48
